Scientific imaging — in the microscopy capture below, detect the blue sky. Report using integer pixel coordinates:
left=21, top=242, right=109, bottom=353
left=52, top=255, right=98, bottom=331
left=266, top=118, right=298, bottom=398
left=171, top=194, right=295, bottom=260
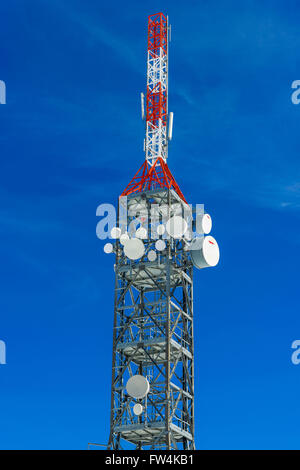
left=0, top=0, right=300, bottom=449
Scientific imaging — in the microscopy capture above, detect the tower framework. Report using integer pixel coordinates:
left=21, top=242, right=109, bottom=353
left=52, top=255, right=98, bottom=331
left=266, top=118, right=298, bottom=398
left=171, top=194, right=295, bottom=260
left=108, top=189, right=195, bottom=450
left=107, top=12, right=199, bottom=450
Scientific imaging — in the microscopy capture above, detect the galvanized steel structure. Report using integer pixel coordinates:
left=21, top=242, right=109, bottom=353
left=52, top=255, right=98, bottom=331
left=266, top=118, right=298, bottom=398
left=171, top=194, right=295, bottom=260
left=108, top=189, right=195, bottom=449
left=107, top=13, right=195, bottom=450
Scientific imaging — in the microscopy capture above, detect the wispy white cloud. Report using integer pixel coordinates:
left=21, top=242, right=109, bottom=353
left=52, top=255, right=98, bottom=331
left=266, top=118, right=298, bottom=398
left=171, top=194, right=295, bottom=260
left=49, top=1, right=142, bottom=75
left=11, top=0, right=299, bottom=212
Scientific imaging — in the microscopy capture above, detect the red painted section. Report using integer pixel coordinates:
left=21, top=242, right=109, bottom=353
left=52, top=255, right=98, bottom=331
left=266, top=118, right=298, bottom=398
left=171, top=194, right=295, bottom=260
left=121, top=157, right=187, bottom=204
left=121, top=13, right=186, bottom=204
left=146, top=13, right=168, bottom=128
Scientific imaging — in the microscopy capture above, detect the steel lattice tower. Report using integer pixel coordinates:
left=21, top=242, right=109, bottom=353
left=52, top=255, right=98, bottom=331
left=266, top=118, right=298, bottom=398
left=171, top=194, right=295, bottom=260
left=107, top=13, right=195, bottom=450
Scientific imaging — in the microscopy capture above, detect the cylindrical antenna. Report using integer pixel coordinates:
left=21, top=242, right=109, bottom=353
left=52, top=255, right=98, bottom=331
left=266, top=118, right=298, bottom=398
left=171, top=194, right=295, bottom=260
left=168, top=112, right=174, bottom=141
left=141, top=92, right=145, bottom=120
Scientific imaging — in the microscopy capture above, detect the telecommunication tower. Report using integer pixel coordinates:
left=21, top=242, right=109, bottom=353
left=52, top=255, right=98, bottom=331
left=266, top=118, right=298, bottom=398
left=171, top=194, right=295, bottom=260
left=105, top=13, right=219, bottom=450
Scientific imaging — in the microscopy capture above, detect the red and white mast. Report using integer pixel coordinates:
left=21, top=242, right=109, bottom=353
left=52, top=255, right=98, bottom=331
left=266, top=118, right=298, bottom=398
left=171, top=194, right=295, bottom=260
left=144, top=13, right=171, bottom=166
left=121, top=12, right=184, bottom=202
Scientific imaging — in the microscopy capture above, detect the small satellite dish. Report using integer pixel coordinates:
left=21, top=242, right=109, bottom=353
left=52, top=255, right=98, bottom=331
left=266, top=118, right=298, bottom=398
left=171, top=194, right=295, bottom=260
left=155, top=239, right=166, bottom=251
left=126, top=375, right=150, bottom=399
left=110, top=227, right=121, bottom=239
left=104, top=243, right=113, bottom=254
left=148, top=250, right=157, bottom=262
left=136, top=227, right=147, bottom=239
left=196, top=213, right=212, bottom=235
left=156, top=224, right=165, bottom=236
left=124, top=239, right=145, bottom=260
left=166, top=216, right=187, bottom=239
left=120, top=233, right=129, bottom=245
left=133, top=403, right=143, bottom=416
left=190, top=236, right=220, bottom=269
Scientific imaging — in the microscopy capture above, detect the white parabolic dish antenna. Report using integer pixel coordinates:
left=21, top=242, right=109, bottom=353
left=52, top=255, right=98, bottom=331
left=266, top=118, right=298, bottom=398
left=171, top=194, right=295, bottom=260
left=120, top=233, right=129, bottom=245
left=166, top=215, right=188, bottom=239
left=190, top=235, right=220, bottom=269
left=136, top=227, right=147, bottom=239
left=104, top=242, right=113, bottom=254
left=133, top=403, right=143, bottom=416
left=126, top=375, right=150, bottom=399
left=156, top=224, right=165, bottom=236
left=124, top=238, right=145, bottom=260
left=155, top=239, right=166, bottom=251
left=196, top=213, right=212, bottom=234
left=148, top=250, right=157, bottom=262
left=110, top=227, right=121, bottom=239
